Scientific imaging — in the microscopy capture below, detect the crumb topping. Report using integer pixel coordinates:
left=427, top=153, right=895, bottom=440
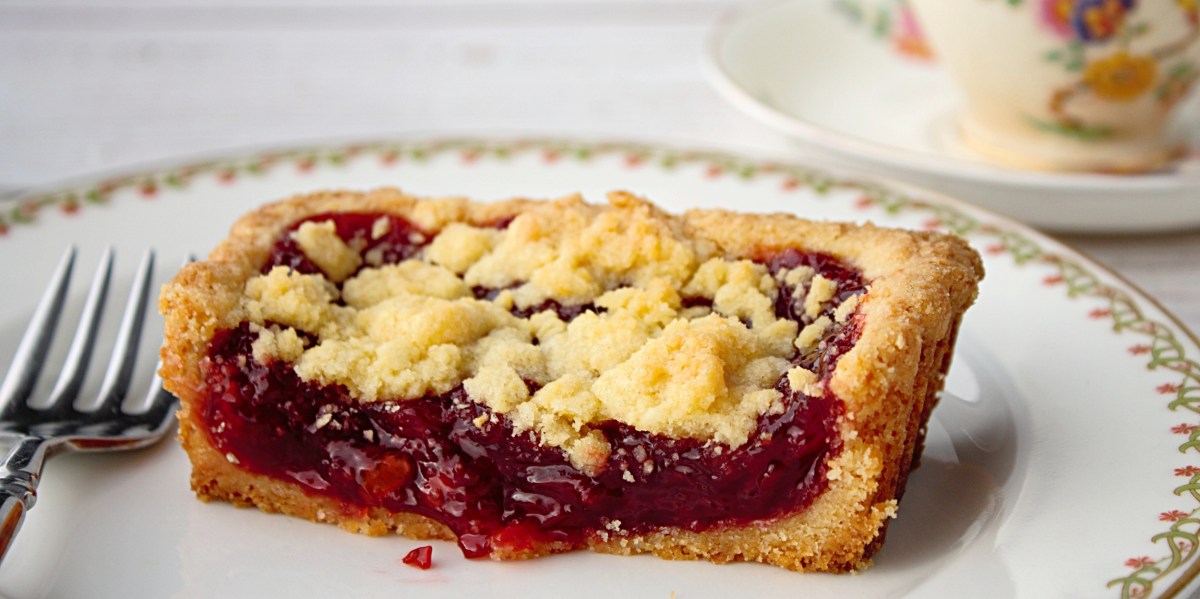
left=238, top=197, right=859, bottom=472
left=370, top=216, right=390, bottom=240
left=461, top=197, right=702, bottom=310
left=834, top=294, right=861, bottom=325
left=795, top=316, right=833, bottom=352
left=785, top=366, right=823, bottom=397
left=291, top=221, right=363, bottom=283
left=425, top=222, right=503, bottom=275
left=804, top=274, right=838, bottom=319
left=249, top=323, right=305, bottom=364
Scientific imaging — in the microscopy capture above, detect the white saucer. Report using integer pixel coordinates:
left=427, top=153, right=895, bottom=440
left=702, top=0, right=1200, bottom=233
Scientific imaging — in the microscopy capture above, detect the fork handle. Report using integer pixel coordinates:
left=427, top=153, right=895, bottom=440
left=0, top=436, right=48, bottom=567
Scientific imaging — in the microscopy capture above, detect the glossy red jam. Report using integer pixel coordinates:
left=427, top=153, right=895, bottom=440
left=402, top=546, right=433, bottom=569
left=201, top=213, right=865, bottom=558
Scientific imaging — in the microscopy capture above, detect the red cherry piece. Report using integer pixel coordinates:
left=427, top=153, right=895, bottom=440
left=402, top=545, right=433, bottom=569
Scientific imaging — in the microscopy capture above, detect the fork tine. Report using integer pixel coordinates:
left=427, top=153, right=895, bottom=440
left=94, top=249, right=155, bottom=412
left=0, top=246, right=76, bottom=409
left=129, top=255, right=195, bottom=424
left=46, top=247, right=114, bottom=409
left=135, top=254, right=193, bottom=423
left=133, top=366, right=178, bottom=432
left=128, top=254, right=194, bottom=423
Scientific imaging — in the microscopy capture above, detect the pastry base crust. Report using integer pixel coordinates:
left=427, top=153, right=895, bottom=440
left=161, top=188, right=983, bottom=573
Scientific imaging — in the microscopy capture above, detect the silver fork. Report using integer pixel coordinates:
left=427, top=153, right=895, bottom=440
left=0, top=246, right=177, bottom=565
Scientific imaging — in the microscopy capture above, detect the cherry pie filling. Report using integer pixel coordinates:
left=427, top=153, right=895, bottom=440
left=201, top=213, right=866, bottom=558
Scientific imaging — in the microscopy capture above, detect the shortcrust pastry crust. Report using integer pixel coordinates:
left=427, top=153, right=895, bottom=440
left=160, top=188, right=982, bottom=572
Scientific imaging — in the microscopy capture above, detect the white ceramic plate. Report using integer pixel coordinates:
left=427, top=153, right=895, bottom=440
left=702, top=0, right=1200, bottom=233
left=1, top=138, right=1199, bottom=598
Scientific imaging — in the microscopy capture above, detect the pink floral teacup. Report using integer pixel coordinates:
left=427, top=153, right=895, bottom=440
left=908, top=0, right=1200, bottom=172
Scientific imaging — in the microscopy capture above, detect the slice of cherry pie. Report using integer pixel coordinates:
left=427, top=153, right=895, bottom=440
left=159, top=189, right=982, bottom=572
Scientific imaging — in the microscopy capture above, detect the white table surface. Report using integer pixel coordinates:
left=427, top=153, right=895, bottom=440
left=1, top=1, right=1199, bottom=597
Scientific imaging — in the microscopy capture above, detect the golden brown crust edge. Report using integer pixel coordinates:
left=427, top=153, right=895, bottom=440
left=160, top=188, right=982, bottom=573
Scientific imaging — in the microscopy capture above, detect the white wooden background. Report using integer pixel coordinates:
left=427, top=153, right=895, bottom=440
left=0, top=0, right=1197, bottom=330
